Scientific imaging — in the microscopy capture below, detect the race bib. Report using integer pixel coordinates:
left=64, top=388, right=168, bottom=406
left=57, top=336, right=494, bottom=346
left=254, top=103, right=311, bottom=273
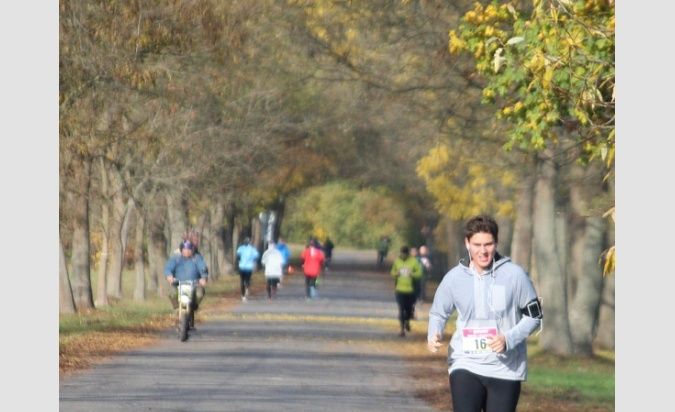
left=462, top=327, right=497, bottom=354
left=399, top=267, right=411, bottom=277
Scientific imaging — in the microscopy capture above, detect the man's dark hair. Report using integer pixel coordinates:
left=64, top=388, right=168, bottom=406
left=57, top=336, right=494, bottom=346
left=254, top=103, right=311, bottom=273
left=465, top=215, right=499, bottom=242
left=400, top=245, right=410, bottom=255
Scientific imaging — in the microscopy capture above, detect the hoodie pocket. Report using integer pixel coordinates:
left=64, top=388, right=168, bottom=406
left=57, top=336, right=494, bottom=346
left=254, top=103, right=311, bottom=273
left=489, top=285, right=506, bottom=312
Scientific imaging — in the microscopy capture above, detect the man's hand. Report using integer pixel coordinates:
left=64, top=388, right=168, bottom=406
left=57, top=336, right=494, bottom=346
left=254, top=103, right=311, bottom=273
left=487, top=334, right=507, bottom=353
left=199, top=277, right=207, bottom=287
left=166, top=275, right=175, bottom=284
left=427, top=332, right=443, bottom=353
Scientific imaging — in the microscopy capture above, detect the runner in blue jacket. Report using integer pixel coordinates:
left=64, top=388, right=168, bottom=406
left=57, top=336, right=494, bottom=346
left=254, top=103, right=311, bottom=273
left=236, top=237, right=260, bottom=302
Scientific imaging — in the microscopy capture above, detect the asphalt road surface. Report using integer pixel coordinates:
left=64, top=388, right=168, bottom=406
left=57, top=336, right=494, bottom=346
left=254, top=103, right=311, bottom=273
left=60, top=249, right=436, bottom=412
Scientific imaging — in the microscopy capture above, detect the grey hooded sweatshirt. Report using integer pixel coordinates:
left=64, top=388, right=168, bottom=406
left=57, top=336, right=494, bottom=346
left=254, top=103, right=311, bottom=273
left=427, top=254, right=540, bottom=381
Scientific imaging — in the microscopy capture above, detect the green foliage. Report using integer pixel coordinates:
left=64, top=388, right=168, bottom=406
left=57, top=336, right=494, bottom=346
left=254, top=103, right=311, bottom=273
left=283, top=182, right=409, bottom=249
left=449, top=0, right=615, bottom=164
left=448, top=0, right=616, bottom=276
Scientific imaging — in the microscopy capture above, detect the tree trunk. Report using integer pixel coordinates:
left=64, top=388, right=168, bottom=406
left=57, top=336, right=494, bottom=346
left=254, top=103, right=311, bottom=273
left=225, top=204, right=237, bottom=268
left=252, top=216, right=262, bottom=252
left=166, top=191, right=188, bottom=253
left=594, top=272, right=615, bottom=350
left=510, top=169, right=535, bottom=272
left=95, top=158, right=110, bottom=306
left=196, top=210, right=215, bottom=279
left=205, top=218, right=219, bottom=280
left=568, top=164, right=606, bottom=355
left=210, top=202, right=232, bottom=277
left=444, top=218, right=462, bottom=267
left=532, top=154, right=574, bottom=355
left=69, top=157, right=95, bottom=311
left=105, top=203, right=127, bottom=299
left=556, top=211, right=569, bottom=297
left=59, top=235, right=77, bottom=314
left=495, top=216, right=513, bottom=258
left=273, top=198, right=286, bottom=243
left=106, top=169, right=130, bottom=299
left=120, top=198, right=133, bottom=256
left=595, top=181, right=615, bottom=350
left=569, top=216, right=605, bottom=355
left=133, top=205, right=146, bottom=301
left=147, top=198, right=168, bottom=296
left=141, top=206, right=158, bottom=294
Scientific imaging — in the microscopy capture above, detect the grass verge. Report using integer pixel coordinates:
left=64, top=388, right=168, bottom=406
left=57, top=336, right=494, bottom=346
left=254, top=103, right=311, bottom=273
left=59, top=272, right=258, bottom=376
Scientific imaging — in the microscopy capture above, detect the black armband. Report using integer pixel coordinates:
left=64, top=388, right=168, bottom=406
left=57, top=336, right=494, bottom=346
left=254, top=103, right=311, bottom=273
left=520, top=298, right=543, bottom=319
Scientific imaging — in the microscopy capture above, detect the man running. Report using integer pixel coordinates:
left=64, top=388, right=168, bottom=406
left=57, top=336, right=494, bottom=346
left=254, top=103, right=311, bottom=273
left=427, top=215, right=542, bottom=412
left=236, top=237, right=259, bottom=302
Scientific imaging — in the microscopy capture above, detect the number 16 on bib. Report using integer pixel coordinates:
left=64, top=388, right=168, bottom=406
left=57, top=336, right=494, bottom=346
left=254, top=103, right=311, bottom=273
left=462, top=327, right=497, bottom=354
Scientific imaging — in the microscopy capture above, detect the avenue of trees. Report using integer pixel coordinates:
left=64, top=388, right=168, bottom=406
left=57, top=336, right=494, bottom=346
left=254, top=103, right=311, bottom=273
left=60, top=0, right=614, bottom=356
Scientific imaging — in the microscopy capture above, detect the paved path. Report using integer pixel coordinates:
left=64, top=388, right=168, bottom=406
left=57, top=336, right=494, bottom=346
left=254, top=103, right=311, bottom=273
left=60, top=250, right=435, bottom=412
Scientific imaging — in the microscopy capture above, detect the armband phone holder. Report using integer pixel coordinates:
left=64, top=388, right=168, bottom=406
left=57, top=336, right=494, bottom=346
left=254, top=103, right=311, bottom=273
left=521, top=298, right=543, bottom=319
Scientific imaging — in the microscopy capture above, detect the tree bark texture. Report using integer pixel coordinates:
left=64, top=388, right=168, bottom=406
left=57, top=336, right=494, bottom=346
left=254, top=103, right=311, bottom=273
left=106, top=168, right=130, bottom=299
left=252, top=216, right=262, bottom=253
left=141, top=204, right=158, bottom=294
left=556, top=212, right=569, bottom=296
left=595, top=182, right=615, bottom=350
left=569, top=216, right=605, bottom=355
left=226, top=204, right=238, bottom=269
left=95, top=158, right=110, bottom=306
left=594, top=273, right=615, bottom=350
left=495, top=216, right=513, bottom=258
left=59, top=235, right=77, bottom=314
left=532, top=154, right=574, bottom=355
left=511, top=170, right=535, bottom=273
left=147, top=198, right=168, bottom=297
left=568, top=164, right=607, bottom=355
left=166, top=191, right=188, bottom=253
left=444, top=218, right=462, bottom=268
left=133, top=204, right=146, bottom=301
left=209, top=204, right=224, bottom=278
left=69, top=157, right=95, bottom=311
left=209, top=203, right=234, bottom=278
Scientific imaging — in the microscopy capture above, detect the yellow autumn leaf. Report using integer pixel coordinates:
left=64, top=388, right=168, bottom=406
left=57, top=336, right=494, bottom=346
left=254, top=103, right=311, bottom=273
left=542, top=67, right=554, bottom=88
left=448, top=31, right=465, bottom=54
left=602, top=246, right=615, bottom=276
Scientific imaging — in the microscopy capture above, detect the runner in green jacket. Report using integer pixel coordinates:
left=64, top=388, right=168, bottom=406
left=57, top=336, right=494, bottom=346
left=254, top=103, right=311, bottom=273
left=390, top=246, right=423, bottom=337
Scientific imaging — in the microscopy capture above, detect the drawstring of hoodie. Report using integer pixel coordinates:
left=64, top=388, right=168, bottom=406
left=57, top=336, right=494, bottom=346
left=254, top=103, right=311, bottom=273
left=469, top=257, right=509, bottom=358
left=468, top=256, right=501, bottom=328
left=483, top=259, right=502, bottom=331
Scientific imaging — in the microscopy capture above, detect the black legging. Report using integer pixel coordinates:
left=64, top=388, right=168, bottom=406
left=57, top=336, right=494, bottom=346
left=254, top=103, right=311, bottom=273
left=239, top=270, right=252, bottom=297
left=266, top=278, right=280, bottom=298
left=395, top=292, right=416, bottom=328
left=449, top=369, right=521, bottom=412
left=304, top=276, right=318, bottom=298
